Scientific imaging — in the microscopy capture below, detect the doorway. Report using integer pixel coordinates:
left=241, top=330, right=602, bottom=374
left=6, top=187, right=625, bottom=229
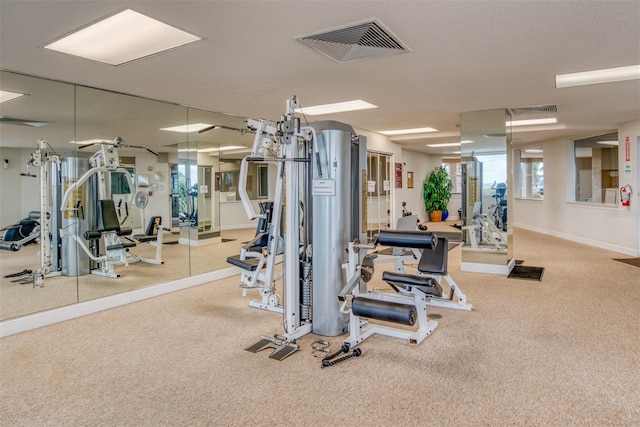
left=366, top=151, right=392, bottom=239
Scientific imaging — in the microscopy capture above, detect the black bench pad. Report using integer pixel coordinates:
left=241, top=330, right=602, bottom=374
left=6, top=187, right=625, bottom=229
left=133, top=234, right=157, bottom=243
left=377, top=229, right=438, bottom=249
left=382, top=271, right=443, bottom=297
left=226, top=255, right=261, bottom=271
left=417, top=237, right=448, bottom=275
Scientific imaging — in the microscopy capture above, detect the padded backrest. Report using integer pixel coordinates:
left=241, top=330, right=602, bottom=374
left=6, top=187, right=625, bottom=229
left=417, top=237, right=448, bottom=275
left=97, top=199, right=121, bottom=232
left=145, top=216, right=162, bottom=236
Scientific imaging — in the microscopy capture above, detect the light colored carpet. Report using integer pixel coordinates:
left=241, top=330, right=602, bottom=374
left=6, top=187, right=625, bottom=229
left=1, top=227, right=639, bottom=426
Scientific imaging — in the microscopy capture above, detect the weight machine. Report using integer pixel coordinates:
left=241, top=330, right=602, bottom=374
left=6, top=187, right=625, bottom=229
left=60, top=137, right=166, bottom=278
left=230, top=96, right=367, bottom=359
left=2, top=139, right=64, bottom=286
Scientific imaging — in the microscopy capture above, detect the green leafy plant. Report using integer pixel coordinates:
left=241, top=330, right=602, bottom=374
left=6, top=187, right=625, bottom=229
left=423, top=166, right=453, bottom=213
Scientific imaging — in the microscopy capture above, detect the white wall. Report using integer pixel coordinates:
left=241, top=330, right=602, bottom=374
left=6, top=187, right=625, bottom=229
left=134, top=151, right=171, bottom=232
left=0, top=148, right=43, bottom=226
left=513, top=119, right=639, bottom=256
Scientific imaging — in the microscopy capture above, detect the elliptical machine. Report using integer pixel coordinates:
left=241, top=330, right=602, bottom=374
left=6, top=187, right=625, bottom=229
left=489, top=182, right=507, bottom=232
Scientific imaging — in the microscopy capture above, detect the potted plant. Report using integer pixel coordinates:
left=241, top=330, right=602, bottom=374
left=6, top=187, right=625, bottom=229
left=423, top=166, right=453, bottom=222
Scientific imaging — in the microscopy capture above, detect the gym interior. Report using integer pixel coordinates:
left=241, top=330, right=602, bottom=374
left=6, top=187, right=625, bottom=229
left=1, top=2, right=639, bottom=426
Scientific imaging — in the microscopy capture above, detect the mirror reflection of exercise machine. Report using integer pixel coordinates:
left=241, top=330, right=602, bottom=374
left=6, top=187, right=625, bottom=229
left=0, top=139, right=62, bottom=286
left=60, top=138, right=166, bottom=279
left=461, top=156, right=507, bottom=252
left=459, top=108, right=513, bottom=275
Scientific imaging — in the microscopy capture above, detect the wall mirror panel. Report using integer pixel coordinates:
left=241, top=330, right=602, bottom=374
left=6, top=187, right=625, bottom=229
left=0, top=70, right=261, bottom=321
left=74, top=86, right=192, bottom=301
left=460, top=109, right=513, bottom=274
left=0, top=71, right=79, bottom=319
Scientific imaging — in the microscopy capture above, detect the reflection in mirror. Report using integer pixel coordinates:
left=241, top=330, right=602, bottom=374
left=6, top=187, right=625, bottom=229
left=73, top=86, right=192, bottom=301
left=0, top=71, right=78, bottom=320
left=516, top=146, right=544, bottom=199
left=184, top=110, right=258, bottom=277
left=0, top=69, right=281, bottom=322
left=573, top=132, right=619, bottom=204
left=460, top=109, right=513, bottom=274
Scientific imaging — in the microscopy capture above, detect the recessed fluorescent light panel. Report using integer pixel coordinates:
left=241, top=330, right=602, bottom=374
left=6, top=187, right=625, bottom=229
left=198, top=146, right=246, bottom=153
left=44, top=9, right=201, bottom=66
left=160, top=123, right=214, bottom=133
left=555, top=65, right=640, bottom=88
left=596, top=140, right=619, bottom=146
left=379, top=127, right=438, bottom=136
left=69, top=139, right=110, bottom=145
left=295, top=100, right=377, bottom=115
left=426, top=141, right=473, bottom=148
left=0, top=90, right=27, bottom=104
left=507, top=118, right=558, bottom=127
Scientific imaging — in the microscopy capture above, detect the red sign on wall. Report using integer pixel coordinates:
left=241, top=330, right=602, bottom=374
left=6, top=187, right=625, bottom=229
left=625, top=136, right=630, bottom=162
left=395, top=163, right=403, bottom=188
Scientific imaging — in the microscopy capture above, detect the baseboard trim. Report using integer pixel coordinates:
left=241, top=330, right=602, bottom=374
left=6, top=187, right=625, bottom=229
left=0, top=267, right=240, bottom=338
left=513, top=223, right=637, bottom=256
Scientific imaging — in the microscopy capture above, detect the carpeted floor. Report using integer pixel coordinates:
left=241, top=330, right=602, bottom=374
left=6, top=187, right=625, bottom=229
left=1, top=227, right=639, bottom=426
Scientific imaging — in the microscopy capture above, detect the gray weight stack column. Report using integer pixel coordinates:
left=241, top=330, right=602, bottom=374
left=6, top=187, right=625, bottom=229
left=311, top=121, right=365, bottom=336
left=60, top=153, right=93, bottom=276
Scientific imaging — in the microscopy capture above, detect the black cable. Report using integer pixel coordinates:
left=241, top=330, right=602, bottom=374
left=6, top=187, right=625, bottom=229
left=321, top=348, right=362, bottom=368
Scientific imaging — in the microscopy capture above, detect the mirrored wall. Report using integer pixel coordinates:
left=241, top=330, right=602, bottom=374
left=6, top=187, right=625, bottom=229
left=0, top=70, right=258, bottom=320
left=460, top=109, right=513, bottom=274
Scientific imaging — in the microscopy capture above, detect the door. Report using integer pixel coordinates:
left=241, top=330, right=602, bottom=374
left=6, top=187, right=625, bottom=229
left=366, top=152, right=392, bottom=239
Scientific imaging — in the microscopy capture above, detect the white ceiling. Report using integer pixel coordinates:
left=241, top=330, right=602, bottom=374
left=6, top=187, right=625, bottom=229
left=1, top=0, right=639, bottom=156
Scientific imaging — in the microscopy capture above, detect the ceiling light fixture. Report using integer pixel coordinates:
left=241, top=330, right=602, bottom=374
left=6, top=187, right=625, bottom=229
left=426, top=141, right=473, bottom=148
left=555, top=65, right=640, bottom=88
left=596, top=140, right=619, bottom=146
left=379, top=127, right=438, bottom=135
left=507, top=118, right=558, bottom=127
left=198, top=146, right=246, bottom=153
left=160, top=123, right=214, bottom=133
left=295, top=100, right=377, bottom=115
left=0, top=90, right=27, bottom=104
left=69, top=139, right=110, bottom=145
left=43, top=9, right=202, bottom=66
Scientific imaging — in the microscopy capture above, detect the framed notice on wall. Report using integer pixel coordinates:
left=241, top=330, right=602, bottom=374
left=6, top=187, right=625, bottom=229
left=395, top=163, right=403, bottom=188
left=407, top=171, right=414, bottom=188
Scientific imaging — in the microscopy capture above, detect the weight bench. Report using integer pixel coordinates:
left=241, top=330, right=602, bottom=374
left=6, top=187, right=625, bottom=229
left=0, top=211, right=40, bottom=252
left=339, top=230, right=442, bottom=348
left=375, top=230, right=471, bottom=311
left=339, top=229, right=471, bottom=349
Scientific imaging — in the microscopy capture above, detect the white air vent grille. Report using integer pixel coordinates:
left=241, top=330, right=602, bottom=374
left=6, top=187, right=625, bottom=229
left=509, top=105, right=558, bottom=116
left=296, top=19, right=410, bottom=63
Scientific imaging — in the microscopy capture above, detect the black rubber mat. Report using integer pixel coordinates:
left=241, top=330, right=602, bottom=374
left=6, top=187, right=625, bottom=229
left=508, top=265, right=544, bottom=281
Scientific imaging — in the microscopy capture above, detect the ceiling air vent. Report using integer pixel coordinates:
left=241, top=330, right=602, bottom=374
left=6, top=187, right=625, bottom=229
left=508, top=105, right=558, bottom=116
left=295, top=19, right=411, bottom=63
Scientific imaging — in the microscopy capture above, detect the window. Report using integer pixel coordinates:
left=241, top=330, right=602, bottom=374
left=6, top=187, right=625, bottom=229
left=574, top=132, right=618, bottom=204
left=442, top=159, right=462, bottom=194
left=517, top=147, right=544, bottom=199
left=257, top=165, right=269, bottom=198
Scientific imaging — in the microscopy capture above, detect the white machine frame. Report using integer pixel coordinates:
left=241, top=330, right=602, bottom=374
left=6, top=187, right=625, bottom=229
left=340, top=241, right=439, bottom=348
left=372, top=246, right=472, bottom=311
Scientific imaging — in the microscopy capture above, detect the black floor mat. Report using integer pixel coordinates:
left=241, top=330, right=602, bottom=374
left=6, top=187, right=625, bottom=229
left=508, top=265, right=544, bottom=281
left=613, top=258, right=640, bottom=268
